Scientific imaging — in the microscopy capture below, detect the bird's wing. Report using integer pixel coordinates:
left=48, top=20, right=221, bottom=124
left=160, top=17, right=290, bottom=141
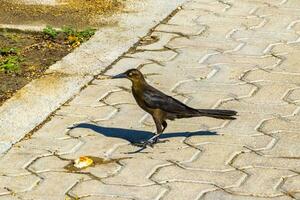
left=143, top=87, right=194, bottom=114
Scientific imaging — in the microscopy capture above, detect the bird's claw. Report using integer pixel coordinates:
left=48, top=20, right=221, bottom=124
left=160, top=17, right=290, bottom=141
left=142, top=139, right=156, bottom=148
left=131, top=138, right=157, bottom=148
left=141, top=138, right=168, bottom=148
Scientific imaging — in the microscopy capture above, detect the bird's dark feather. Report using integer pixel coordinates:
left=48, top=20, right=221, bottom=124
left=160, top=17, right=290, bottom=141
left=142, top=85, right=197, bottom=115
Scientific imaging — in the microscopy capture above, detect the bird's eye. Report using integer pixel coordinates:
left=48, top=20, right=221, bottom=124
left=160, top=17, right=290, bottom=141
left=129, top=72, right=133, bottom=76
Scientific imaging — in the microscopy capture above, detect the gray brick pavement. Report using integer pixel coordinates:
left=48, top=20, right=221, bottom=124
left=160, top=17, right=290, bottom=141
left=1, top=0, right=300, bottom=199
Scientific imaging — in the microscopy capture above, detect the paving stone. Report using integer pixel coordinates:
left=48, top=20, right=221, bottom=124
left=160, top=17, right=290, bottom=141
left=72, top=180, right=165, bottom=200
left=156, top=23, right=205, bottom=36
left=141, top=65, right=212, bottom=88
left=28, top=155, right=69, bottom=173
left=262, top=131, right=300, bottom=157
left=233, top=152, right=300, bottom=171
left=204, top=54, right=278, bottom=67
left=286, top=88, right=300, bottom=104
left=163, top=182, right=216, bottom=200
left=232, top=29, right=297, bottom=42
left=19, top=172, right=88, bottom=200
left=56, top=105, right=117, bottom=121
left=270, top=43, right=300, bottom=55
left=187, top=133, right=274, bottom=150
left=128, top=50, right=178, bottom=62
left=30, top=115, right=84, bottom=139
left=0, top=146, right=48, bottom=175
left=175, top=81, right=254, bottom=98
left=152, top=165, right=246, bottom=187
left=202, top=190, right=292, bottom=200
left=263, top=53, right=300, bottom=74
left=59, top=134, right=129, bottom=159
left=104, top=158, right=167, bottom=186
left=115, top=143, right=198, bottom=162
left=0, top=174, right=40, bottom=194
left=245, top=70, right=300, bottom=85
left=242, top=82, right=295, bottom=105
left=220, top=101, right=296, bottom=116
left=104, top=57, right=151, bottom=77
left=19, top=136, right=82, bottom=155
left=182, top=143, right=244, bottom=170
left=261, top=118, right=300, bottom=134
left=80, top=196, right=132, bottom=200
left=228, top=168, right=295, bottom=197
left=168, top=36, right=239, bottom=51
left=282, top=175, right=300, bottom=196
left=0, top=196, right=21, bottom=200
left=183, top=1, right=229, bottom=13
left=136, top=32, right=178, bottom=51
left=93, top=104, right=149, bottom=130
left=68, top=84, right=118, bottom=107
left=220, top=112, right=271, bottom=136
left=167, top=9, right=205, bottom=26
left=199, top=63, right=256, bottom=84
left=195, top=15, right=263, bottom=31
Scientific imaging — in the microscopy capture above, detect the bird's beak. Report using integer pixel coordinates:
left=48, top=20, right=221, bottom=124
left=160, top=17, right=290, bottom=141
left=112, top=73, right=127, bottom=79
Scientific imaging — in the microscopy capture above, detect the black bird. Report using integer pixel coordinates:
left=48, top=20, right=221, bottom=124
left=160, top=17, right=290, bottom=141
left=112, top=69, right=237, bottom=146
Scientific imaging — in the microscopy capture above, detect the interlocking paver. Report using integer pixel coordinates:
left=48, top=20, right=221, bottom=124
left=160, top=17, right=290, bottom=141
left=281, top=175, right=300, bottom=197
left=181, top=143, right=244, bottom=170
left=19, top=172, right=88, bottom=200
left=228, top=168, right=295, bottom=197
left=202, top=190, right=292, bottom=200
left=104, top=158, right=167, bottom=186
left=152, top=165, right=246, bottom=187
left=262, top=131, right=300, bottom=157
left=163, top=182, right=216, bottom=200
left=233, top=152, right=300, bottom=171
left=2, top=0, right=300, bottom=199
left=71, top=180, right=165, bottom=200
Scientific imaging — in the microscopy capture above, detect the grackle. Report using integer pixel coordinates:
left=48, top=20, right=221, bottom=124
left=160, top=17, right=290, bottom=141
left=112, top=69, right=237, bottom=147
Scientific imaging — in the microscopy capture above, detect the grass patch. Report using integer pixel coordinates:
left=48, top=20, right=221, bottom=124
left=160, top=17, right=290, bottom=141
left=0, top=47, right=22, bottom=73
left=43, top=26, right=96, bottom=47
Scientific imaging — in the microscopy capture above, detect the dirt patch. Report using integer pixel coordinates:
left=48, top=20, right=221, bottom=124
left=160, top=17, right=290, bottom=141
left=0, top=28, right=94, bottom=105
left=0, top=0, right=124, bottom=29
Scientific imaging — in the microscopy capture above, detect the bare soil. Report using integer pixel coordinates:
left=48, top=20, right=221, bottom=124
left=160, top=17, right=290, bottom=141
left=0, top=29, right=79, bottom=105
left=0, top=0, right=124, bottom=29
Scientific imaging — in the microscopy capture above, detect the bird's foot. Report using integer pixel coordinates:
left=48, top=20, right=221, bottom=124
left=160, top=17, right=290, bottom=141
left=131, top=134, right=169, bottom=150
left=142, top=134, right=168, bottom=148
left=142, top=139, right=156, bottom=148
left=132, top=139, right=156, bottom=148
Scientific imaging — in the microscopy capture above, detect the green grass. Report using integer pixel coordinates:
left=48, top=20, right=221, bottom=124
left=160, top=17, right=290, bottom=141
left=43, top=25, right=95, bottom=40
left=0, top=47, right=19, bottom=56
left=0, top=55, right=22, bottom=73
left=43, top=25, right=96, bottom=47
left=0, top=47, right=22, bottom=73
left=43, top=25, right=59, bottom=38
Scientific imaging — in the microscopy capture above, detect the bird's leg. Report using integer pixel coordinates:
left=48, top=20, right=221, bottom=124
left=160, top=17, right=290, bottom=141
left=152, top=120, right=167, bottom=143
left=162, top=120, right=167, bottom=132
left=142, top=117, right=163, bottom=147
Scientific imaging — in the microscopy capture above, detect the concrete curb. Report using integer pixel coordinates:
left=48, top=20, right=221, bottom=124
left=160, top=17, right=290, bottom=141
left=0, top=0, right=186, bottom=154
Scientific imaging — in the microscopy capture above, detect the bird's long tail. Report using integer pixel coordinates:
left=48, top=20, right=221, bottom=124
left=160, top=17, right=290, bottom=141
left=196, top=109, right=237, bottom=120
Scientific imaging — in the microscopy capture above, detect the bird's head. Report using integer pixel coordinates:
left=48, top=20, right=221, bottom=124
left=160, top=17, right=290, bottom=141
left=112, top=69, right=145, bottom=83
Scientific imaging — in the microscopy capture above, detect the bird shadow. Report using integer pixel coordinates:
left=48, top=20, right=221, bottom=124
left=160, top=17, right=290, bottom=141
left=69, top=123, right=218, bottom=145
